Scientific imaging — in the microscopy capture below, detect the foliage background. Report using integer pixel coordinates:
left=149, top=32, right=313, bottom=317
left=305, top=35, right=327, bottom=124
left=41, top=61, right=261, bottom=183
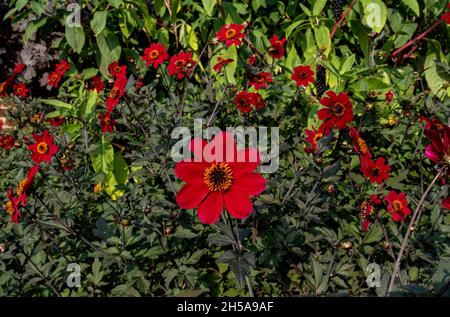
left=0, top=0, right=449, bottom=296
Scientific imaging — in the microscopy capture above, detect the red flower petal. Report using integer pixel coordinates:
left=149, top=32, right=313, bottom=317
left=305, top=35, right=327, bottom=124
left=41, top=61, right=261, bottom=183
left=176, top=181, right=209, bottom=209
left=174, top=161, right=208, bottom=182
left=197, top=192, right=223, bottom=224
left=233, top=173, right=266, bottom=196
left=224, top=187, right=253, bottom=219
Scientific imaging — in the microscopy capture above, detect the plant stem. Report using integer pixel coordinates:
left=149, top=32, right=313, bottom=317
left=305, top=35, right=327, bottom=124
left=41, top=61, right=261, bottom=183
left=386, top=166, right=446, bottom=295
left=392, top=20, right=443, bottom=57
left=330, top=0, right=358, bottom=40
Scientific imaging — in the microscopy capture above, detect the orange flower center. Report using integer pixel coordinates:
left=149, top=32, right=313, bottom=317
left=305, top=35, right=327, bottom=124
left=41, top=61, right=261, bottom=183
left=17, top=88, right=23, bottom=93
left=114, top=66, right=122, bottom=73
left=313, top=133, right=323, bottom=144
left=110, top=87, right=120, bottom=99
left=5, top=201, right=14, bottom=215
left=359, top=200, right=372, bottom=217
left=37, top=142, right=48, bottom=155
left=251, top=74, right=265, bottom=83
left=330, top=103, right=345, bottom=117
left=392, top=200, right=403, bottom=212
left=203, top=163, right=233, bottom=192
left=357, top=138, right=369, bottom=154
left=175, top=60, right=185, bottom=68
left=17, top=179, right=27, bottom=196
left=51, top=74, right=58, bottom=81
left=149, top=50, right=160, bottom=59
left=225, top=28, right=237, bottom=39
left=371, top=166, right=380, bottom=176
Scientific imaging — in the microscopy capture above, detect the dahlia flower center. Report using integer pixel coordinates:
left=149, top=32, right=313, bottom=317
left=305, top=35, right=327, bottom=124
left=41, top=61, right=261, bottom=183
left=225, top=29, right=237, bottom=39
left=114, top=66, right=122, bottom=73
left=5, top=201, right=14, bottom=215
left=110, top=87, right=120, bottom=99
left=251, top=75, right=265, bottom=83
left=51, top=74, right=58, bottom=81
left=313, top=133, right=323, bottom=143
left=37, top=142, right=49, bottom=155
left=300, top=72, right=308, bottom=80
left=371, top=167, right=380, bottom=177
left=359, top=201, right=372, bottom=217
left=330, top=103, right=345, bottom=117
left=175, top=60, right=185, bottom=68
left=357, top=138, right=368, bottom=153
left=392, top=200, right=403, bottom=212
left=203, top=163, right=233, bottom=192
left=104, top=117, right=111, bottom=125
left=150, top=50, right=159, bottom=59
left=17, top=179, right=27, bottom=196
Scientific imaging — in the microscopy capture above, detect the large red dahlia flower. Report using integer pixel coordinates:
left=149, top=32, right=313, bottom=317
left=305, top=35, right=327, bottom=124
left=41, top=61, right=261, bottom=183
left=168, top=51, right=195, bottom=79
left=142, top=43, right=169, bottom=69
left=216, top=24, right=245, bottom=47
left=384, top=190, right=411, bottom=223
left=360, top=156, right=390, bottom=184
left=175, top=132, right=266, bottom=224
left=291, top=65, right=315, bottom=87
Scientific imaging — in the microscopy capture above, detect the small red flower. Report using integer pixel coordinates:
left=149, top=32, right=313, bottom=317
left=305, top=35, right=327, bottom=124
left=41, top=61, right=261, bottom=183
left=269, top=35, right=286, bottom=59
left=317, top=91, right=354, bottom=130
left=0, top=135, right=15, bottom=150
left=27, top=129, right=59, bottom=164
left=142, top=43, right=169, bottom=69
left=48, top=116, right=64, bottom=127
left=87, top=76, right=105, bottom=93
left=248, top=71, right=272, bottom=90
left=247, top=54, right=256, bottom=65
left=4, top=188, right=25, bottom=224
left=98, top=112, right=116, bottom=133
left=384, top=190, right=411, bottom=223
left=291, top=65, right=315, bottom=87
left=304, top=124, right=327, bottom=153
left=47, top=71, right=62, bottom=88
left=248, top=92, right=265, bottom=110
left=108, top=61, right=127, bottom=78
left=168, top=51, right=195, bottom=79
left=234, top=91, right=253, bottom=113
left=175, top=131, right=266, bottom=224
left=424, top=124, right=450, bottom=166
left=441, top=4, right=450, bottom=24
left=442, top=197, right=450, bottom=210
left=360, top=156, right=390, bottom=184
left=423, top=116, right=444, bottom=134
left=13, top=63, right=26, bottom=75
left=13, top=83, right=28, bottom=99
left=17, top=165, right=39, bottom=196
left=359, top=195, right=382, bottom=231
left=213, top=56, right=234, bottom=72
left=348, top=127, right=372, bottom=159
left=385, top=90, right=394, bottom=103
left=216, top=24, right=245, bottom=47
left=55, top=60, right=70, bottom=75
left=135, top=77, right=144, bottom=91
left=106, top=74, right=127, bottom=113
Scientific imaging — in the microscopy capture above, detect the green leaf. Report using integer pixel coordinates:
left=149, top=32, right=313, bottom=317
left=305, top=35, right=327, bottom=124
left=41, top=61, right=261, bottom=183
left=96, top=30, right=122, bottom=77
left=81, top=68, right=98, bottom=80
left=285, top=44, right=300, bottom=72
left=350, top=77, right=390, bottom=92
left=91, top=137, right=114, bottom=175
left=84, top=90, right=97, bottom=120
left=202, top=0, right=215, bottom=16
left=23, top=18, right=47, bottom=43
left=107, top=0, right=123, bottom=8
left=41, top=99, right=73, bottom=110
left=113, top=152, right=129, bottom=185
left=172, top=227, right=198, bottom=239
left=285, top=20, right=303, bottom=41
left=340, top=54, right=356, bottom=75
left=65, top=25, right=85, bottom=54
left=400, top=0, right=420, bottom=16
left=425, top=49, right=449, bottom=99
left=313, top=0, right=328, bottom=16
left=223, top=44, right=237, bottom=84
left=314, top=25, right=331, bottom=57
left=90, top=11, right=107, bottom=37
left=361, top=0, right=387, bottom=33
left=362, top=224, right=383, bottom=245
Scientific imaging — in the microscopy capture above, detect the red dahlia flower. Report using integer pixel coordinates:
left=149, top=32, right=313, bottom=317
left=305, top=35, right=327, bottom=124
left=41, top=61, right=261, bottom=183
left=291, top=65, right=315, bottom=87
left=348, top=127, right=372, bottom=159
left=87, top=76, right=105, bottom=93
left=424, top=124, right=450, bottom=166
left=360, top=156, right=390, bottom=184
left=317, top=91, right=354, bottom=130
left=55, top=60, right=70, bottom=75
left=213, top=56, right=234, bottom=72
left=249, top=92, right=265, bottom=110
left=385, top=90, right=394, bottom=103
left=441, top=3, right=450, bottom=24
left=98, top=112, right=116, bottom=133
left=384, top=190, right=411, bottom=222
left=142, top=43, right=169, bottom=69
left=47, top=72, right=62, bottom=88
left=0, top=135, right=15, bottom=150
left=216, top=24, right=245, bottom=47
left=269, top=35, right=286, bottom=59
left=168, top=51, right=195, bottom=79
left=48, top=116, right=64, bottom=127
left=13, top=83, right=28, bottom=99
left=175, top=131, right=266, bottom=224
left=248, top=71, right=272, bottom=90
left=108, top=62, right=127, bottom=78
left=17, top=165, right=39, bottom=197
left=234, top=91, right=265, bottom=113
left=106, top=74, right=127, bottom=113
left=13, top=63, right=26, bottom=75
left=4, top=188, right=25, bottom=224
left=304, top=124, right=328, bottom=153
left=27, top=129, right=59, bottom=164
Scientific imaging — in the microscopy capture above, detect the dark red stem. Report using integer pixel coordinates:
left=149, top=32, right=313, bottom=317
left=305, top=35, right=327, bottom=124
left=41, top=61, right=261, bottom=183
left=330, top=0, right=358, bottom=40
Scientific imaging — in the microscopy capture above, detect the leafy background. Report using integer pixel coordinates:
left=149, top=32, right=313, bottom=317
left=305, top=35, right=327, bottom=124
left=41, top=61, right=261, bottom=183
left=0, top=0, right=449, bottom=296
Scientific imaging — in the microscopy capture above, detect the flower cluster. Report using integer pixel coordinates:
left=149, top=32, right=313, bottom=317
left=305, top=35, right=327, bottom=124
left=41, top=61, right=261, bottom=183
left=47, top=60, right=70, bottom=88
left=0, top=63, right=27, bottom=98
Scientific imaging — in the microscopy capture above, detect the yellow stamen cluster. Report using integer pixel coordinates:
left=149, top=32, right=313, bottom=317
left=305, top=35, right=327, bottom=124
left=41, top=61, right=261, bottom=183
left=203, top=163, right=233, bottom=192
left=36, top=142, right=48, bottom=155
